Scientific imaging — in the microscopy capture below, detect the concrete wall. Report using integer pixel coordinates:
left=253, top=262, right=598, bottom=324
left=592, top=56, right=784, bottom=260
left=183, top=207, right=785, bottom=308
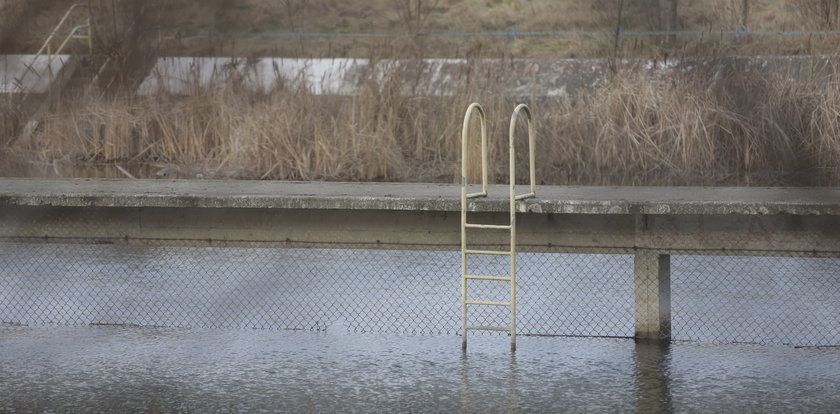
left=133, top=56, right=840, bottom=97
left=0, top=54, right=71, bottom=94
left=136, top=57, right=366, bottom=95
left=4, top=54, right=835, bottom=97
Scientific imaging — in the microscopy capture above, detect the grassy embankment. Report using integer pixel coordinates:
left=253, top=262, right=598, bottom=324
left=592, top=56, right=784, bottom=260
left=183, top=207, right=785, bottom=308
left=111, top=0, right=840, bottom=58
left=3, top=0, right=838, bottom=58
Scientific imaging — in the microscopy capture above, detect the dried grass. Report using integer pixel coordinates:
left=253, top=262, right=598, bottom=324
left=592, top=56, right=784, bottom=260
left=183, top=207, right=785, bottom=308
left=5, top=59, right=840, bottom=186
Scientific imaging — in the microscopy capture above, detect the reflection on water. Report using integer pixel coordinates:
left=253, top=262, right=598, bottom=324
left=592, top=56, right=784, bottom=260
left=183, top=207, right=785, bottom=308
left=0, top=326, right=838, bottom=412
left=635, top=342, right=673, bottom=413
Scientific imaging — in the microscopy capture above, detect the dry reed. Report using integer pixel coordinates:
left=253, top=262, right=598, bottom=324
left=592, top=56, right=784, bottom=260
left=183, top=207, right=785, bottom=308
left=4, top=59, right=840, bottom=186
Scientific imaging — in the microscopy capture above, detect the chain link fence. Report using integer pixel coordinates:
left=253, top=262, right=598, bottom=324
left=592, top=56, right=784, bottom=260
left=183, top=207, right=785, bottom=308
left=0, top=240, right=635, bottom=337
left=670, top=253, right=840, bottom=347
left=1, top=219, right=838, bottom=347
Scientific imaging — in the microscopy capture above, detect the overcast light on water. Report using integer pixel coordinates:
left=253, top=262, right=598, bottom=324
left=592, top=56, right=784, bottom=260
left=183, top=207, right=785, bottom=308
left=2, top=326, right=840, bottom=413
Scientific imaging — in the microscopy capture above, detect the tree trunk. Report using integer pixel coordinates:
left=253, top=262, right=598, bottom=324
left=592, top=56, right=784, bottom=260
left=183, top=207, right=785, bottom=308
left=669, top=0, right=678, bottom=42
left=613, top=0, right=624, bottom=58
left=741, top=0, right=749, bottom=27
left=658, top=0, right=678, bottom=43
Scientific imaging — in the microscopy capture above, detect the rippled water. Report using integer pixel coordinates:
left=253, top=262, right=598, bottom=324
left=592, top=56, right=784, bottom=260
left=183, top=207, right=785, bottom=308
left=1, top=326, right=839, bottom=413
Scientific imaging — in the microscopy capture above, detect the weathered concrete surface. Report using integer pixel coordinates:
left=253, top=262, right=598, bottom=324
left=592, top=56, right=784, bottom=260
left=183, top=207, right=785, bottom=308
left=0, top=54, right=71, bottom=93
left=2, top=179, right=838, bottom=256
left=136, top=57, right=365, bottom=96
left=1, top=178, right=839, bottom=216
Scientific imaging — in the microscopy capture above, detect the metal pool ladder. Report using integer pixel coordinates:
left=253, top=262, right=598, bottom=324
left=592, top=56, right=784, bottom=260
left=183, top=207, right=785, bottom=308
left=460, top=103, right=536, bottom=352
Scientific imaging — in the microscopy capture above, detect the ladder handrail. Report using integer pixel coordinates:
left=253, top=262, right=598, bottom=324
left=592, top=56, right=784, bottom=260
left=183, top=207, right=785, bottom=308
left=15, top=3, right=91, bottom=90
left=509, top=103, right=536, bottom=201
left=34, top=4, right=89, bottom=58
left=461, top=102, right=489, bottom=199
left=52, top=24, right=91, bottom=58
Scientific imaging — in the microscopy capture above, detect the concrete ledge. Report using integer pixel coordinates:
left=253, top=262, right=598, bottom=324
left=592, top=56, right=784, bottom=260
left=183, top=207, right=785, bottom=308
left=1, top=178, right=839, bottom=216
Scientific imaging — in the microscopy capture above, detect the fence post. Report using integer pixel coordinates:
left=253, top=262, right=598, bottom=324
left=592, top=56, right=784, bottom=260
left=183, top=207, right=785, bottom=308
left=633, top=214, right=672, bottom=341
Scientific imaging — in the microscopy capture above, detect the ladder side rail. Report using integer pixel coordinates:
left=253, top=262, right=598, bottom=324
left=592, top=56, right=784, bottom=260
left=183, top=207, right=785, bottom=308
left=508, top=107, right=517, bottom=352
left=507, top=103, right=536, bottom=352
left=461, top=102, right=488, bottom=351
left=88, top=56, right=112, bottom=91
left=52, top=23, right=92, bottom=58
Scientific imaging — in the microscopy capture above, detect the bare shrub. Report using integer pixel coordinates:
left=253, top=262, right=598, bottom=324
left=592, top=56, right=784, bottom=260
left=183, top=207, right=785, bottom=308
left=392, top=0, right=440, bottom=36
left=805, top=74, right=840, bottom=184
left=795, top=0, right=840, bottom=29
left=552, top=71, right=756, bottom=185
left=711, top=0, right=750, bottom=29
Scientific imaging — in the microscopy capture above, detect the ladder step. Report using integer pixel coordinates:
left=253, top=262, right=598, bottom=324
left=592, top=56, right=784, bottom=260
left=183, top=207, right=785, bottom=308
left=465, top=300, right=512, bottom=306
left=464, top=249, right=512, bottom=256
left=466, top=325, right=512, bottom=332
left=465, top=275, right=512, bottom=281
left=464, top=223, right=511, bottom=230
left=515, top=192, right=536, bottom=201
left=466, top=192, right=487, bottom=199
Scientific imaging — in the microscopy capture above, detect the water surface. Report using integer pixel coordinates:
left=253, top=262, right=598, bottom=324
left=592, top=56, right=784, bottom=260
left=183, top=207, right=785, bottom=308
left=1, top=326, right=838, bottom=413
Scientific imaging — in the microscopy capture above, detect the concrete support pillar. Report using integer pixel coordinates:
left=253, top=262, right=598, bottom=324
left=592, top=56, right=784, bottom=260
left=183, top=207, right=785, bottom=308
left=634, top=251, right=671, bottom=341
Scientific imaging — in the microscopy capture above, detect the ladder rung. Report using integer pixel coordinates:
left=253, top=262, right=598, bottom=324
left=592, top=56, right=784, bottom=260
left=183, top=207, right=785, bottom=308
left=465, top=300, right=511, bottom=306
left=464, top=249, right=511, bottom=256
left=515, top=192, right=536, bottom=201
left=466, top=192, right=487, bottom=199
left=465, top=275, right=512, bottom=281
left=466, top=325, right=512, bottom=332
left=465, top=223, right=511, bottom=230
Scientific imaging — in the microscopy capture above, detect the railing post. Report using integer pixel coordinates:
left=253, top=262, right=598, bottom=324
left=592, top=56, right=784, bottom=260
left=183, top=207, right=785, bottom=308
left=633, top=214, right=671, bottom=341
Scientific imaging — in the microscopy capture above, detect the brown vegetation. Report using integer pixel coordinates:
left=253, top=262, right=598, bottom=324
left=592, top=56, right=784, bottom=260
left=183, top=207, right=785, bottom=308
left=5, top=0, right=840, bottom=58
left=3, top=59, right=839, bottom=186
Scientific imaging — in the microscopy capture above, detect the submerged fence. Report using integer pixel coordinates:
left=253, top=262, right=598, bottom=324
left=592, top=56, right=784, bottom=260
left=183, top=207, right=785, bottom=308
left=0, top=180, right=839, bottom=347
left=1, top=232, right=838, bottom=346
